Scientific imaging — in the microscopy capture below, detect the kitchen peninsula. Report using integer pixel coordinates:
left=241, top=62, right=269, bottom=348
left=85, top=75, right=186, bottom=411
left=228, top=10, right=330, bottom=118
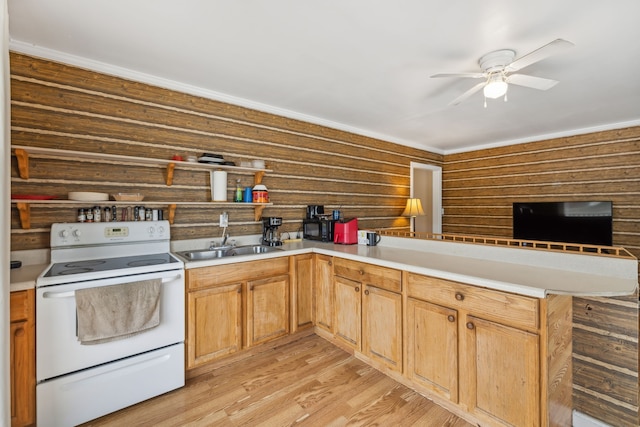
left=175, top=234, right=637, bottom=427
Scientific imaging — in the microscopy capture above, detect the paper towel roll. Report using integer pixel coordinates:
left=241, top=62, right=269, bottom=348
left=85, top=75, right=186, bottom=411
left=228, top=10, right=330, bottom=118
left=211, top=170, right=228, bottom=201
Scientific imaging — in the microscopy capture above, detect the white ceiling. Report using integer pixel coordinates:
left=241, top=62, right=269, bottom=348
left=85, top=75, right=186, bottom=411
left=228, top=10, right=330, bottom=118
left=7, top=0, right=640, bottom=154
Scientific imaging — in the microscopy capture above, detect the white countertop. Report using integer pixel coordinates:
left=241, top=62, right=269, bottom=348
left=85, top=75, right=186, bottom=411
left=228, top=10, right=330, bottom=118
left=178, top=238, right=638, bottom=299
left=11, top=237, right=638, bottom=299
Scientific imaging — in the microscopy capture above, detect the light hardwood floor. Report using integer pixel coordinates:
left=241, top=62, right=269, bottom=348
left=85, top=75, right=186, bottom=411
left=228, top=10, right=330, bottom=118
left=81, top=334, right=473, bottom=427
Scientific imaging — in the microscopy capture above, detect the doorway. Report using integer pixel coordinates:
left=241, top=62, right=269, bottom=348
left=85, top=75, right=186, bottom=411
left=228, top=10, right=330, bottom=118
left=409, top=162, right=442, bottom=234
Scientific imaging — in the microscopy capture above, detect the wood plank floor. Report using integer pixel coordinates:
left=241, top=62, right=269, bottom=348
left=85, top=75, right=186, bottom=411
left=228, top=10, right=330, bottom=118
left=81, top=334, right=473, bottom=427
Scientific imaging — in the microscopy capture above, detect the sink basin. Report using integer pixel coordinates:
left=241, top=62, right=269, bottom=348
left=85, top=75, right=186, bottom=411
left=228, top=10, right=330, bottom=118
left=179, top=249, right=229, bottom=260
left=227, top=245, right=283, bottom=256
left=179, top=245, right=282, bottom=260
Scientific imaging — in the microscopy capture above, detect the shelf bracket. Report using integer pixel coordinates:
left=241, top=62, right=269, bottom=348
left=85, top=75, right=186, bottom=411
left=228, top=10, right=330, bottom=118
left=166, top=163, right=176, bottom=186
left=254, top=204, right=266, bottom=221
left=15, top=149, right=29, bottom=179
left=16, top=203, right=31, bottom=229
left=168, top=204, right=177, bottom=225
left=254, top=170, right=265, bottom=185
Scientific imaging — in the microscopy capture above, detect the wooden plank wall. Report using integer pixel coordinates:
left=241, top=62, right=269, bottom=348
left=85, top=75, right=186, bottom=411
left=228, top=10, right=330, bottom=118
left=442, top=127, right=640, bottom=427
left=9, top=52, right=442, bottom=250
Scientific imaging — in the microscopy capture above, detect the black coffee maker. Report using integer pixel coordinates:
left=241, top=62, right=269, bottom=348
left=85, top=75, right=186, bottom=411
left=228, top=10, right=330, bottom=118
left=262, top=217, right=283, bottom=246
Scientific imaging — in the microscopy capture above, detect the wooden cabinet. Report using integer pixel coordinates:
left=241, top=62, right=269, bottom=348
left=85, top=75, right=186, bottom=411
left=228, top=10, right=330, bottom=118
left=314, top=254, right=333, bottom=332
left=185, top=257, right=289, bottom=369
left=186, top=283, right=242, bottom=368
left=460, top=315, right=540, bottom=426
left=333, top=258, right=403, bottom=372
left=10, top=289, right=35, bottom=427
left=405, top=272, right=567, bottom=427
left=406, top=298, right=458, bottom=402
left=246, top=274, right=290, bottom=346
left=290, top=254, right=314, bottom=332
left=333, top=275, right=361, bottom=348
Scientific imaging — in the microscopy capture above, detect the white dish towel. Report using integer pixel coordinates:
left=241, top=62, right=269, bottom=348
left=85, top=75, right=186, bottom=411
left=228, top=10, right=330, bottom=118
left=75, top=279, right=161, bottom=345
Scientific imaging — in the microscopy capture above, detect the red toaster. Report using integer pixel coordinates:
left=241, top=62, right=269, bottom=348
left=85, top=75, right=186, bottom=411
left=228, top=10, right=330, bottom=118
left=333, top=218, right=358, bottom=245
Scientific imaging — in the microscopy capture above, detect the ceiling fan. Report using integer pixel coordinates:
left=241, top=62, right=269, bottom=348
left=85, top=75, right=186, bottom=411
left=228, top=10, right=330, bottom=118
left=431, top=39, right=574, bottom=106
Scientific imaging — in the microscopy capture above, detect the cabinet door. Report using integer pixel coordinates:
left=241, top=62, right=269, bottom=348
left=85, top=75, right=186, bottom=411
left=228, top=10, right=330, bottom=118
left=187, top=283, right=242, bottom=369
left=247, top=274, right=290, bottom=346
left=461, top=315, right=540, bottom=427
left=333, top=275, right=361, bottom=349
left=10, top=289, right=35, bottom=427
left=314, top=254, right=333, bottom=332
left=291, top=254, right=314, bottom=331
left=362, top=285, right=402, bottom=372
left=406, top=298, right=458, bottom=402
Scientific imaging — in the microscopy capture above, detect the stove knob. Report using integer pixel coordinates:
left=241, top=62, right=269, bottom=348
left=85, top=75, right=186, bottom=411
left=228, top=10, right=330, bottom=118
left=148, top=226, right=156, bottom=234
left=73, top=229, right=82, bottom=238
left=59, top=230, right=69, bottom=238
left=157, top=226, right=165, bottom=234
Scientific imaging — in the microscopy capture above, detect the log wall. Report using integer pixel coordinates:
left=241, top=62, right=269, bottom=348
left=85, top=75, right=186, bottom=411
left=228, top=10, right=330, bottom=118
left=442, top=127, right=640, bottom=427
left=9, top=52, right=441, bottom=250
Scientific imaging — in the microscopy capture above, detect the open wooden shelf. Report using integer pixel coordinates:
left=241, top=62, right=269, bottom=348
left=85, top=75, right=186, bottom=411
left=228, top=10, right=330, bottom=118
left=11, top=145, right=274, bottom=229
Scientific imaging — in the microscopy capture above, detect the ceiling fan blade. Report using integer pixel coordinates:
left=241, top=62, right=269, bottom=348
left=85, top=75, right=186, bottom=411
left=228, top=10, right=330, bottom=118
left=506, top=39, right=574, bottom=72
left=507, top=74, right=559, bottom=90
left=431, top=72, right=485, bottom=79
left=449, top=82, right=486, bottom=106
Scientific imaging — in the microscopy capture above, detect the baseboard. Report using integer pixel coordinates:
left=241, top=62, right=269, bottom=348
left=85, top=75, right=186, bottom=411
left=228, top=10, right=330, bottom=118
left=573, top=410, right=612, bottom=427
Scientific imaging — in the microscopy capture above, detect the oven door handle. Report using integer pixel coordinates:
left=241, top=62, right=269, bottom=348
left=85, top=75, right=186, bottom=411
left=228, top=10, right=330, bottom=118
left=42, top=290, right=75, bottom=299
left=161, top=275, right=182, bottom=283
left=41, top=274, right=181, bottom=298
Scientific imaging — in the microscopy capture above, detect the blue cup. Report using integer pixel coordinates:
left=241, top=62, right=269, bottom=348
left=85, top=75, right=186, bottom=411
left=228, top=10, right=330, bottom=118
left=243, top=187, right=253, bottom=203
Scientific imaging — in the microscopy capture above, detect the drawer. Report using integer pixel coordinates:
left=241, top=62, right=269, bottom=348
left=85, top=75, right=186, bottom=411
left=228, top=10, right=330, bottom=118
left=406, top=273, right=539, bottom=331
left=187, top=257, right=290, bottom=290
left=334, top=258, right=401, bottom=293
left=10, top=289, right=33, bottom=322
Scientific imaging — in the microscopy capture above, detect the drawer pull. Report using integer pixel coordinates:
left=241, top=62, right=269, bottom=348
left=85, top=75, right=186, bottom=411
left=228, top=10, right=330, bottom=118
left=466, top=322, right=474, bottom=330
left=455, top=293, right=464, bottom=301
left=359, top=269, right=365, bottom=275
left=355, top=287, right=360, bottom=292
left=447, top=315, right=455, bottom=322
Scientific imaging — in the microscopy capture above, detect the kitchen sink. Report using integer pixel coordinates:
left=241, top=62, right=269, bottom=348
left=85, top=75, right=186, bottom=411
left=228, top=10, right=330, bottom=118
left=178, top=244, right=283, bottom=260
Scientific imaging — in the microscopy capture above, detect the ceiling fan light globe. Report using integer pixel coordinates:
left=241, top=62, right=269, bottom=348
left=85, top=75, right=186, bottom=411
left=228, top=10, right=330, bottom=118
left=484, top=80, right=508, bottom=99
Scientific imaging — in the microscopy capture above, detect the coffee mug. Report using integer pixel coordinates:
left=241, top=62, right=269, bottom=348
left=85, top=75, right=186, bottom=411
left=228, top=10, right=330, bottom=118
left=366, top=232, right=381, bottom=246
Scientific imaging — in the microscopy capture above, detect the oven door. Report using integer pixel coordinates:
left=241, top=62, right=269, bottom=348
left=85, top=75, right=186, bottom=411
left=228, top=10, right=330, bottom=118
left=36, top=269, right=184, bottom=382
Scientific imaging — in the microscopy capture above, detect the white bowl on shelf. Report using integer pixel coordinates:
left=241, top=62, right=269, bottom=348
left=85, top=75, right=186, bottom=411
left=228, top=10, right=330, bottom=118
left=68, top=192, right=109, bottom=201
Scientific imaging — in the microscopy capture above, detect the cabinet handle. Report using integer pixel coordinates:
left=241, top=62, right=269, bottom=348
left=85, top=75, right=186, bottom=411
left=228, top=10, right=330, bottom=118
left=455, top=292, right=464, bottom=301
left=237, top=288, right=242, bottom=294
left=250, top=285, right=254, bottom=291
left=466, top=322, right=474, bottom=330
left=364, top=290, right=369, bottom=296
left=447, top=315, right=455, bottom=322
left=355, top=287, right=360, bottom=292
left=359, top=270, right=365, bottom=275
left=328, top=261, right=332, bottom=266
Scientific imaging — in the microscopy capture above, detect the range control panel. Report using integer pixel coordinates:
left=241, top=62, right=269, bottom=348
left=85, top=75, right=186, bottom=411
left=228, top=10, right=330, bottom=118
left=50, top=221, right=170, bottom=247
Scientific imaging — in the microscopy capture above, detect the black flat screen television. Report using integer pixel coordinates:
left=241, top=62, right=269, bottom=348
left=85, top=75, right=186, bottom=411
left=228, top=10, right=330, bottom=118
left=513, top=201, right=613, bottom=246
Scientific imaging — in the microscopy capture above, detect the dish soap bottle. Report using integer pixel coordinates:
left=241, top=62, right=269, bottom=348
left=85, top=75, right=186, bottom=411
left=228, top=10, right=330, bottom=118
left=234, top=179, right=243, bottom=202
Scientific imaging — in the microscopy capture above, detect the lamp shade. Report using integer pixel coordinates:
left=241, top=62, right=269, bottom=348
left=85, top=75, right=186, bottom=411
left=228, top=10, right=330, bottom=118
left=402, top=198, right=425, bottom=217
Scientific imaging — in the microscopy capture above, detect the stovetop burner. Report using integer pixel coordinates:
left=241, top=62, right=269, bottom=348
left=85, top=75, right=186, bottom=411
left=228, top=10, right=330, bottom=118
left=44, top=253, right=179, bottom=278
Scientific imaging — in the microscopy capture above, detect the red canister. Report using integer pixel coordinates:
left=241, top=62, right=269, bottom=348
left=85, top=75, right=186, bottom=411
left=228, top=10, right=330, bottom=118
left=252, top=185, right=269, bottom=203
